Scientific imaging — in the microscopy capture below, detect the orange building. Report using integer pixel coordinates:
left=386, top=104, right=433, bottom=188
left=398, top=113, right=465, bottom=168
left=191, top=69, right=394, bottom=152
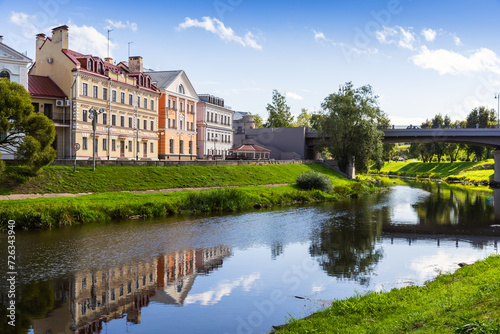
left=145, top=71, right=198, bottom=160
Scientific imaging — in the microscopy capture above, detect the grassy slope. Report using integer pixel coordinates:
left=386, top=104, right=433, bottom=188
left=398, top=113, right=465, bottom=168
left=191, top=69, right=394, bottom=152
left=275, top=255, right=500, bottom=333
left=371, top=160, right=494, bottom=182
left=0, top=163, right=350, bottom=195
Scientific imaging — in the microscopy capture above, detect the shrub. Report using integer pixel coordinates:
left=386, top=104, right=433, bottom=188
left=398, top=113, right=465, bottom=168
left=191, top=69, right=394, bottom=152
left=296, top=172, right=332, bottom=193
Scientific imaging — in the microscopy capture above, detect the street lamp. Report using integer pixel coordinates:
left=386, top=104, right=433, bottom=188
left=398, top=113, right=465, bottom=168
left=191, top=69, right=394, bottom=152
left=495, top=93, right=500, bottom=128
left=88, top=107, right=104, bottom=171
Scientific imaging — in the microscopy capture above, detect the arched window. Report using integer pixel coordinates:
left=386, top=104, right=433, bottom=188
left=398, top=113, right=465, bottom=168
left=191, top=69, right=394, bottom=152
left=0, top=70, right=10, bottom=80
left=178, top=84, right=185, bottom=94
left=169, top=139, right=174, bottom=154
left=98, top=62, right=103, bottom=74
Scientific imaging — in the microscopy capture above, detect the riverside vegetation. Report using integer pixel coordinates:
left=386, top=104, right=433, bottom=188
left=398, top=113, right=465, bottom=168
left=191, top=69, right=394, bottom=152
left=0, top=163, right=378, bottom=230
left=274, top=255, right=500, bottom=333
left=370, top=159, right=494, bottom=184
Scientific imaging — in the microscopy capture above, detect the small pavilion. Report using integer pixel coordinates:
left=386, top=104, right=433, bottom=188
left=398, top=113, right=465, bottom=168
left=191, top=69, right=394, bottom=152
left=228, top=144, right=271, bottom=160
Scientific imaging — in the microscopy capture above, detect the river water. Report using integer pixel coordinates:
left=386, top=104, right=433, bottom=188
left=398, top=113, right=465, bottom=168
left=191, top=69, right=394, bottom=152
left=1, top=180, right=500, bottom=334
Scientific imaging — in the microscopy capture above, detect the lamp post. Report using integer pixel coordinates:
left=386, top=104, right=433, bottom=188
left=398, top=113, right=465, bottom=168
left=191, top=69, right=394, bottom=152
left=88, top=107, right=104, bottom=171
left=495, top=93, right=500, bottom=128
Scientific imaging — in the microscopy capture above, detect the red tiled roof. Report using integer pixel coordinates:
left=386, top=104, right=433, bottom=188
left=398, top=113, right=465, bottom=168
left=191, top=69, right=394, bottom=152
left=229, top=144, right=271, bottom=152
left=28, top=75, right=66, bottom=98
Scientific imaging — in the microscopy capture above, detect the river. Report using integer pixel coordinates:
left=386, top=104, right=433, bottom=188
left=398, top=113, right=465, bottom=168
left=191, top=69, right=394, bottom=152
left=1, top=179, right=499, bottom=334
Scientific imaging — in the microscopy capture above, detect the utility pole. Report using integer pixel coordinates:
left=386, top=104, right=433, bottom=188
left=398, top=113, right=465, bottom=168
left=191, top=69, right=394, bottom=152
left=107, top=29, right=113, bottom=58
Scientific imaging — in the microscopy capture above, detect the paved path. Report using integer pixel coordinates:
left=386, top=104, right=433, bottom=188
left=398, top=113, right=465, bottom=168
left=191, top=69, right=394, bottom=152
left=0, top=184, right=291, bottom=201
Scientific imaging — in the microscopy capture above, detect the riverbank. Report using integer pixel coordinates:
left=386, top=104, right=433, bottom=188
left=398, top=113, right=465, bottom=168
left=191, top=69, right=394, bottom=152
left=0, top=163, right=342, bottom=195
left=0, top=163, right=380, bottom=230
left=273, top=254, right=500, bottom=333
left=370, top=160, right=494, bottom=184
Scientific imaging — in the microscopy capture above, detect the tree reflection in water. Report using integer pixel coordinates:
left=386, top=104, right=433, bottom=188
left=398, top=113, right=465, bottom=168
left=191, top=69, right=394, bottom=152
left=309, top=198, right=387, bottom=286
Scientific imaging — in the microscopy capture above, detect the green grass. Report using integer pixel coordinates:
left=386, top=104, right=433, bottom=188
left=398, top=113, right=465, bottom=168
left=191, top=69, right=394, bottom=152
left=0, top=163, right=350, bottom=195
left=371, top=160, right=494, bottom=182
left=274, top=255, right=500, bottom=333
left=0, top=182, right=378, bottom=230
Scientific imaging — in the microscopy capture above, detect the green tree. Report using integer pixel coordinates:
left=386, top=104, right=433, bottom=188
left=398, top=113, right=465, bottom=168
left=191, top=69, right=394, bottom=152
left=0, top=79, right=56, bottom=174
left=265, top=89, right=293, bottom=128
left=253, top=114, right=264, bottom=128
left=294, top=108, right=312, bottom=127
left=313, top=82, right=386, bottom=174
left=465, top=107, right=496, bottom=161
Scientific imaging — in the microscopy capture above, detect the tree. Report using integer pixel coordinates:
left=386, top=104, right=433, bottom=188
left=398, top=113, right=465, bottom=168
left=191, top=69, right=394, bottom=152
left=466, top=107, right=496, bottom=161
left=313, top=82, right=386, bottom=174
left=264, top=89, right=293, bottom=128
left=0, top=79, right=56, bottom=174
left=294, top=108, right=312, bottom=127
left=253, top=114, right=264, bottom=128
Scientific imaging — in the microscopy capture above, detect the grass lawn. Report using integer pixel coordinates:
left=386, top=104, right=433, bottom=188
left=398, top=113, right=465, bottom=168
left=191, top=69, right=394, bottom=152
left=0, top=163, right=350, bottom=195
left=371, top=160, right=494, bottom=182
left=275, top=255, right=500, bottom=333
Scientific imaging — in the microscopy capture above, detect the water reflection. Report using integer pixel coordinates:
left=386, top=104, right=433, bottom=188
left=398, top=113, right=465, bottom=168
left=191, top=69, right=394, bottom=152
left=29, top=246, right=231, bottom=334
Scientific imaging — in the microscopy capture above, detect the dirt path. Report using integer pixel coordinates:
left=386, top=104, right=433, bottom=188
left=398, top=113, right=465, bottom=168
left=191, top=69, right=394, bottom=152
left=0, top=184, right=292, bottom=201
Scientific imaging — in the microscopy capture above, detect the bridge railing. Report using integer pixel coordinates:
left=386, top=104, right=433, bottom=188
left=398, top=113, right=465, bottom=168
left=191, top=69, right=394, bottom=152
left=380, top=124, right=500, bottom=130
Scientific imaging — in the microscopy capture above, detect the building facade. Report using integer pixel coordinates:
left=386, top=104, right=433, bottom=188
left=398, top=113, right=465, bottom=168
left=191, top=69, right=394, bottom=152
left=146, top=71, right=198, bottom=160
left=196, top=95, right=234, bottom=159
left=30, top=25, right=160, bottom=160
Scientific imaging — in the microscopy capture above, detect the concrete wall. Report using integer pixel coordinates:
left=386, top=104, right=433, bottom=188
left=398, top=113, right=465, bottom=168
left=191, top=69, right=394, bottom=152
left=51, top=159, right=315, bottom=167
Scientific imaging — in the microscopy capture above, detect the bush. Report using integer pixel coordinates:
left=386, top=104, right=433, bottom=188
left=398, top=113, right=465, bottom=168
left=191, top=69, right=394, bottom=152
left=296, top=172, right=332, bottom=193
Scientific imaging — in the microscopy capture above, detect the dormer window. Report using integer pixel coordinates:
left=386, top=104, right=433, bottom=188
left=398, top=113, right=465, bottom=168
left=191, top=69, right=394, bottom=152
left=88, top=60, right=93, bottom=71
left=178, top=84, right=185, bottom=94
left=147, top=78, right=150, bottom=87
left=140, top=76, right=143, bottom=86
left=98, top=62, right=103, bottom=74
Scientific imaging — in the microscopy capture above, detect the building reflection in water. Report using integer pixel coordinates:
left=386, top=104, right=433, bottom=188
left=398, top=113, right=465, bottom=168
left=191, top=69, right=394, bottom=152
left=32, top=245, right=232, bottom=334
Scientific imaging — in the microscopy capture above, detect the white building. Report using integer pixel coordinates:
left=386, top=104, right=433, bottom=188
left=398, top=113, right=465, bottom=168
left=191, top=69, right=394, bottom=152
left=196, top=94, right=234, bottom=159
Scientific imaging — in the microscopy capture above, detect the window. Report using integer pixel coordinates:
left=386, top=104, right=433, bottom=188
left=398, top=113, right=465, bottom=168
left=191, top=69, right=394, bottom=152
left=112, top=139, right=116, bottom=151
left=119, top=285, right=124, bottom=297
left=168, top=118, right=171, bottom=129
left=102, top=113, right=107, bottom=125
left=82, top=83, right=88, bottom=96
left=172, top=119, right=176, bottom=129
left=93, top=85, right=98, bottom=98
left=83, top=137, right=88, bottom=150
left=173, top=100, right=176, bottom=110
left=111, top=289, right=115, bottom=301
left=111, top=114, right=116, bottom=126
left=137, top=141, right=140, bottom=152
left=112, top=90, right=116, bottom=102
left=144, top=98, right=147, bottom=109
left=151, top=100, right=154, bottom=110
left=191, top=122, right=194, bottom=131
left=150, top=142, right=154, bottom=153
left=103, top=88, right=108, bottom=100
left=169, top=139, right=174, bottom=154
left=168, top=99, right=171, bottom=109
left=180, top=120, right=183, bottom=130
left=189, top=141, right=193, bottom=154
left=0, top=70, right=10, bottom=80
left=120, top=116, right=125, bottom=127
left=121, top=92, right=125, bottom=104
left=143, top=142, right=147, bottom=156
left=178, top=84, right=185, bottom=94
left=103, top=138, right=107, bottom=151
left=32, top=103, right=40, bottom=113
left=179, top=140, right=184, bottom=154
left=137, top=118, right=140, bottom=129
left=186, top=121, right=189, bottom=131
left=143, top=119, right=147, bottom=130
left=211, top=113, right=213, bottom=122
left=98, top=62, right=103, bottom=74
left=128, top=140, right=132, bottom=152
left=150, top=121, right=154, bottom=131
left=88, top=60, right=93, bottom=71
left=127, top=282, right=132, bottom=294
left=129, top=117, right=133, bottom=128
left=180, top=102, right=183, bottom=112
left=137, top=97, right=140, bottom=108
left=129, top=94, right=133, bottom=105
left=83, top=110, right=88, bottom=122
left=44, top=104, right=53, bottom=119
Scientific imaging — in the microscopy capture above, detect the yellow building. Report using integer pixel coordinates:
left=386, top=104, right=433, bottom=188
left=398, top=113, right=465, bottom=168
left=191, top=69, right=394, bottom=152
left=30, top=25, right=160, bottom=160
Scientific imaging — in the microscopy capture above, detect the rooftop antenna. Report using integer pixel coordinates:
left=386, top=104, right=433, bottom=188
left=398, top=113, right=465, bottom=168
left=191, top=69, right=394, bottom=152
left=128, top=42, right=133, bottom=58
left=107, top=29, right=113, bottom=58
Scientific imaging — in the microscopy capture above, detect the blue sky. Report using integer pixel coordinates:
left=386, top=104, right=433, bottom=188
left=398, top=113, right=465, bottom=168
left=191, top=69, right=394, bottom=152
left=2, top=0, right=500, bottom=125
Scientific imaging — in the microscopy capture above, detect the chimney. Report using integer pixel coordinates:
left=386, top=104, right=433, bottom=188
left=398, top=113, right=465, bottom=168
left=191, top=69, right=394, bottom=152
left=35, top=33, right=46, bottom=60
left=128, top=56, right=143, bottom=73
left=104, top=57, right=113, bottom=64
left=51, top=25, right=69, bottom=49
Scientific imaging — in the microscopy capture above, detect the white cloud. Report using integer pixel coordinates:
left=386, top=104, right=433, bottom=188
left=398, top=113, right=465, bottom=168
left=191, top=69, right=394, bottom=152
left=10, top=12, right=49, bottom=38
left=313, top=30, right=326, bottom=42
left=411, top=46, right=500, bottom=75
left=421, top=28, right=437, bottom=42
left=452, top=33, right=462, bottom=46
left=68, top=24, right=116, bottom=57
left=177, top=17, right=262, bottom=50
left=184, top=273, right=260, bottom=306
left=286, top=92, right=304, bottom=101
left=105, top=19, right=138, bottom=32
left=375, top=26, right=416, bottom=50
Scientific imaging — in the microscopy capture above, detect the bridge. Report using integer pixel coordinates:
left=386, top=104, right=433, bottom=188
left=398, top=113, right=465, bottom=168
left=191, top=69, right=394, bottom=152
left=382, top=127, right=500, bottom=182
